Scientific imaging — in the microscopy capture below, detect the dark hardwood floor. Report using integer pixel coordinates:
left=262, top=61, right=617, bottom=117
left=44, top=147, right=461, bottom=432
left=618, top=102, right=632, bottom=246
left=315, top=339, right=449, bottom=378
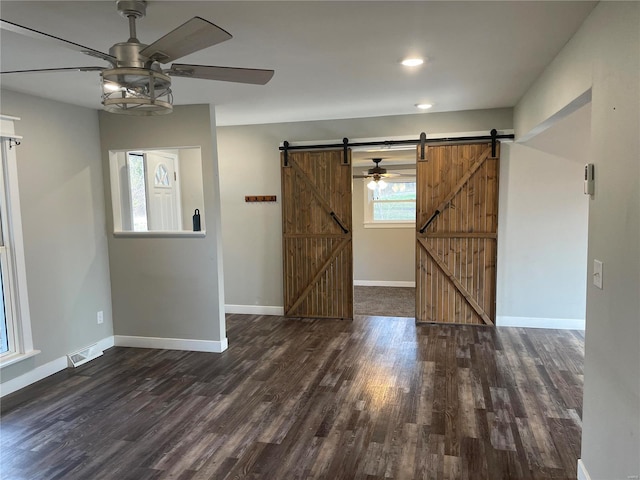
left=0, top=315, right=584, bottom=480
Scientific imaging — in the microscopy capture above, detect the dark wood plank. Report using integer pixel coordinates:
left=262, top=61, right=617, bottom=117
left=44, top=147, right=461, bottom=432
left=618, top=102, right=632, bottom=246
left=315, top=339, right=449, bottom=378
left=1, top=316, right=584, bottom=479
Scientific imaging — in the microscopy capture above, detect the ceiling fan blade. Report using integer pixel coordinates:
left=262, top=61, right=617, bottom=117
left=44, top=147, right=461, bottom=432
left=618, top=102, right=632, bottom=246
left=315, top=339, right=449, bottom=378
left=0, top=19, right=115, bottom=64
left=0, top=66, right=104, bottom=75
left=167, top=64, right=274, bottom=85
left=140, top=17, right=232, bottom=63
left=353, top=175, right=371, bottom=178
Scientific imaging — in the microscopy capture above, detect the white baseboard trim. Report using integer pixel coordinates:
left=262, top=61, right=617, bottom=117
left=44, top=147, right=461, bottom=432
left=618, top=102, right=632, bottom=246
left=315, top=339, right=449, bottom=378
left=577, top=459, right=591, bottom=480
left=114, top=335, right=228, bottom=353
left=225, top=304, right=285, bottom=316
left=0, top=356, right=67, bottom=398
left=98, top=335, right=115, bottom=351
left=497, top=315, right=585, bottom=330
left=354, top=280, right=416, bottom=287
left=0, top=335, right=115, bottom=398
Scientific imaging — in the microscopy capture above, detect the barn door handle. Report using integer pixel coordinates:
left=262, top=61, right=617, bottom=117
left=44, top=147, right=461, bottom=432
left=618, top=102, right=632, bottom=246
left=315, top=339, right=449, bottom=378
left=419, top=210, right=440, bottom=234
left=331, top=212, right=349, bottom=234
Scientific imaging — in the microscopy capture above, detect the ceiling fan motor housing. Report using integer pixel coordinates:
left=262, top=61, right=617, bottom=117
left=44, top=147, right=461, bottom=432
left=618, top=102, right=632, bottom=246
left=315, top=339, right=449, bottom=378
left=367, top=158, right=387, bottom=176
left=109, top=42, right=152, bottom=69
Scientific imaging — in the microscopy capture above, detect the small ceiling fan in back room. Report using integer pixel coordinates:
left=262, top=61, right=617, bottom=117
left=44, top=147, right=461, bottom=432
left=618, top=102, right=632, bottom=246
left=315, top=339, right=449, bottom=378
left=0, top=0, right=275, bottom=116
left=353, top=158, right=413, bottom=191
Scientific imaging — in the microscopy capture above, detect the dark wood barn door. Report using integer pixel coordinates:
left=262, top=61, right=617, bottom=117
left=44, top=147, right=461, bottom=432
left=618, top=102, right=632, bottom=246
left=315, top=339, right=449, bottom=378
left=416, top=142, right=499, bottom=325
left=281, top=149, right=353, bottom=319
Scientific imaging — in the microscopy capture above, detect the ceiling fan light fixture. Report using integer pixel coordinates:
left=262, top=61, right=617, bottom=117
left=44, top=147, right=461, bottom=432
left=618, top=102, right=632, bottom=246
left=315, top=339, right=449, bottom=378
left=367, top=178, right=388, bottom=190
left=103, top=81, right=123, bottom=92
left=101, top=67, right=174, bottom=116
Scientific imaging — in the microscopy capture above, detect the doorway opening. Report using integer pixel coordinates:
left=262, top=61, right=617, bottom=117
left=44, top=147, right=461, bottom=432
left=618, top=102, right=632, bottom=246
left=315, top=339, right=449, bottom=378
left=351, top=145, right=416, bottom=318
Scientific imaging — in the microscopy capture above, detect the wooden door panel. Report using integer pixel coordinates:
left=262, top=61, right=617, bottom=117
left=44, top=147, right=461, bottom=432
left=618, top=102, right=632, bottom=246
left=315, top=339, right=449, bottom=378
left=416, top=143, right=499, bottom=325
left=282, top=149, right=353, bottom=319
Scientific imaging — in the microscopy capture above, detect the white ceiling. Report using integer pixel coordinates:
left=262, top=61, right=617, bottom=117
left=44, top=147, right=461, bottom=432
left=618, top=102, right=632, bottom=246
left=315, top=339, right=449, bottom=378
left=0, top=1, right=596, bottom=126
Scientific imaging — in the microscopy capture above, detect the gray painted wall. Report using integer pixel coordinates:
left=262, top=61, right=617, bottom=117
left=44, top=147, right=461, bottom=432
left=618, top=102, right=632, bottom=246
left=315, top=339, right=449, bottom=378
left=497, top=141, right=589, bottom=324
left=514, top=2, right=640, bottom=477
left=216, top=108, right=513, bottom=308
left=0, top=90, right=113, bottom=383
left=99, top=105, right=225, bottom=343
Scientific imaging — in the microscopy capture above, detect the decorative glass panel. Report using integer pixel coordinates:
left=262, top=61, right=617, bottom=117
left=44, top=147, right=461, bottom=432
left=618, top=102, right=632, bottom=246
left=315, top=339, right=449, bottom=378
left=154, top=163, right=170, bottom=187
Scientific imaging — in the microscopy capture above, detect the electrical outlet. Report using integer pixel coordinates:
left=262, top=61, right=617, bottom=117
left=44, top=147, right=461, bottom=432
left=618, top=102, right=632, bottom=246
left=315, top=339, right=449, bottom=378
left=97, top=311, right=104, bottom=324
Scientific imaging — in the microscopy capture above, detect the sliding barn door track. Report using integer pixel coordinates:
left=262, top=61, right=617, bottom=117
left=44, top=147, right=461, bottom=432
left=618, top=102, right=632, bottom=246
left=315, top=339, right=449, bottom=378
left=280, top=129, right=514, bottom=166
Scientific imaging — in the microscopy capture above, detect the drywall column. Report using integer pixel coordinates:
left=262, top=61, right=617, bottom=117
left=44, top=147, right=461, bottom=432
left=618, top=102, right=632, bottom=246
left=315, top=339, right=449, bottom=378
left=514, top=3, right=640, bottom=478
left=99, top=105, right=227, bottom=351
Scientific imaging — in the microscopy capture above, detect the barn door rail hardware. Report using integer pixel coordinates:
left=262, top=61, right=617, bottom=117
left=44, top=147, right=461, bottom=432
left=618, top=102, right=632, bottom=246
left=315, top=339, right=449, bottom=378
left=280, top=130, right=513, bottom=162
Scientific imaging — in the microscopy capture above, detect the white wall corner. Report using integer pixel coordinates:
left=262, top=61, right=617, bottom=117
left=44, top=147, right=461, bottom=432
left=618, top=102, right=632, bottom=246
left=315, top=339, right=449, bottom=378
left=225, top=305, right=285, bottom=316
left=577, top=459, right=592, bottom=480
left=114, top=335, right=228, bottom=353
left=516, top=88, right=592, bottom=143
left=496, top=316, right=585, bottom=330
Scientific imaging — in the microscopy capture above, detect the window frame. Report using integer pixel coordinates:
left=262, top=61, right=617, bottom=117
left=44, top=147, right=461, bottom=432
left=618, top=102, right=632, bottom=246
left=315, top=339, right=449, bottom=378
left=0, top=115, right=38, bottom=368
left=363, top=175, right=417, bottom=229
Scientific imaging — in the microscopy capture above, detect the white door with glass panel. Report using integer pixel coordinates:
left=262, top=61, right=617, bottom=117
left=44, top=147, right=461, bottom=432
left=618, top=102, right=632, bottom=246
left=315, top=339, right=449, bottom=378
left=127, top=151, right=181, bottom=231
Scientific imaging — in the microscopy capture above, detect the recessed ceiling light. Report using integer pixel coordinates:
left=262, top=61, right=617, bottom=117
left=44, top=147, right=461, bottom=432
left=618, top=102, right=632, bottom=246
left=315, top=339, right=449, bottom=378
left=401, top=58, right=424, bottom=67
left=416, top=103, right=433, bottom=110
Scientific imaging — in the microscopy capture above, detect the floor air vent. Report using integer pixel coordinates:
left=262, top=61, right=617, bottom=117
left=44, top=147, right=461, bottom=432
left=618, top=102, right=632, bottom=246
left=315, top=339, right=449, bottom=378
left=67, top=343, right=103, bottom=368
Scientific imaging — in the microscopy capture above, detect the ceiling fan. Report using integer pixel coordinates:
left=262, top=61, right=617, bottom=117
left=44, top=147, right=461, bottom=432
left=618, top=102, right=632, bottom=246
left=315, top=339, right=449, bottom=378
left=353, top=158, right=413, bottom=190
left=0, top=0, right=275, bottom=116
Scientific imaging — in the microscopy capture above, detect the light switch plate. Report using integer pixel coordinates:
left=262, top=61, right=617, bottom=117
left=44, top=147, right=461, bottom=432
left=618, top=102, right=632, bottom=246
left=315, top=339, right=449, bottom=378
left=593, top=260, right=603, bottom=289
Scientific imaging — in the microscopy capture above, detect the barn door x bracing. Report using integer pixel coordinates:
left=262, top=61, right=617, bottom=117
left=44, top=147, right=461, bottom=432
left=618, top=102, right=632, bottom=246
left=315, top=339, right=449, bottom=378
left=416, top=142, right=499, bottom=325
left=281, top=149, right=353, bottom=319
